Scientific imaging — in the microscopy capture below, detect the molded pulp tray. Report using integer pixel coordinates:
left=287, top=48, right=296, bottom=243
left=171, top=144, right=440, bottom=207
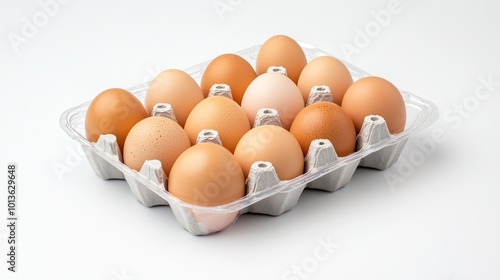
left=60, top=41, right=439, bottom=235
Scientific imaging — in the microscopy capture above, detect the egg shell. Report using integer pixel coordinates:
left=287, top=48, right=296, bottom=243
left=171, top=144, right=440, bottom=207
left=123, top=116, right=191, bottom=177
left=233, top=125, right=304, bottom=181
left=145, top=69, right=204, bottom=127
left=290, top=102, right=357, bottom=157
left=256, top=35, right=307, bottom=84
left=184, top=96, right=251, bottom=153
left=241, top=72, right=304, bottom=130
left=168, top=143, right=246, bottom=207
left=85, top=88, right=148, bottom=152
left=341, top=76, right=406, bottom=134
left=200, top=54, right=257, bottom=105
left=297, top=56, right=353, bottom=105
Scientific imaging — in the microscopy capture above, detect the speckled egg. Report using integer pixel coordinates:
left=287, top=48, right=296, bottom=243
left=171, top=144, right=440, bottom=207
left=123, top=116, right=191, bottom=176
left=290, top=102, right=356, bottom=157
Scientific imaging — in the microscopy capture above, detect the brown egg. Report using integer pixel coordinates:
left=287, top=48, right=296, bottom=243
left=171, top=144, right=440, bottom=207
left=168, top=143, right=245, bottom=207
left=256, top=35, right=307, bottom=84
left=240, top=72, right=304, bottom=130
left=123, top=116, right=191, bottom=177
left=297, top=56, right=353, bottom=105
left=184, top=96, right=251, bottom=153
left=290, top=102, right=356, bottom=157
left=200, top=54, right=257, bottom=105
left=85, top=88, right=147, bottom=152
left=145, top=69, right=204, bottom=127
left=341, top=76, right=406, bottom=134
left=233, top=125, right=304, bottom=180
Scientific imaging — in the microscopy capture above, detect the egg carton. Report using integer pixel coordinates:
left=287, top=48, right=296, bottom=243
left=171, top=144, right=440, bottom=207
left=60, top=42, right=439, bottom=235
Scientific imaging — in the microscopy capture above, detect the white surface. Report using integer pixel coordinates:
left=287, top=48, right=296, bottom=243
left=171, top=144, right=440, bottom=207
left=1, top=0, right=499, bottom=279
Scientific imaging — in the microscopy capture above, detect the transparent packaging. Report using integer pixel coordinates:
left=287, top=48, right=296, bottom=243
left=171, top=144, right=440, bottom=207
left=60, top=42, right=439, bottom=235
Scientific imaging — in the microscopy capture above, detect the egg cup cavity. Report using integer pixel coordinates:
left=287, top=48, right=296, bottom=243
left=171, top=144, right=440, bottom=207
left=356, top=115, right=408, bottom=170
left=125, top=159, right=169, bottom=207
left=305, top=139, right=360, bottom=192
left=243, top=161, right=306, bottom=216
left=84, top=134, right=124, bottom=180
left=60, top=42, right=439, bottom=236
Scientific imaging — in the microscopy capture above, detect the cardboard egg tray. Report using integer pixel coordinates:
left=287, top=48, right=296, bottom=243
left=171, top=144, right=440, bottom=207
left=60, top=42, right=439, bottom=235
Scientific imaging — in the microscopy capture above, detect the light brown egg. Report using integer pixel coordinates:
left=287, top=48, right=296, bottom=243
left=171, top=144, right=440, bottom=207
left=144, top=69, right=204, bottom=127
left=290, top=102, right=356, bottom=157
left=200, top=53, right=257, bottom=105
left=184, top=96, right=251, bottom=153
left=123, top=116, right=191, bottom=177
left=240, top=72, right=304, bottom=130
left=85, top=88, right=147, bottom=152
left=233, top=125, right=304, bottom=180
left=341, top=76, right=406, bottom=134
left=297, top=56, right=353, bottom=105
left=168, top=143, right=245, bottom=207
left=256, top=35, right=307, bottom=84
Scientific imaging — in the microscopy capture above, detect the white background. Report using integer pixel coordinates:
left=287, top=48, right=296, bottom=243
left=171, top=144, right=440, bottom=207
left=1, top=0, right=499, bottom=279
